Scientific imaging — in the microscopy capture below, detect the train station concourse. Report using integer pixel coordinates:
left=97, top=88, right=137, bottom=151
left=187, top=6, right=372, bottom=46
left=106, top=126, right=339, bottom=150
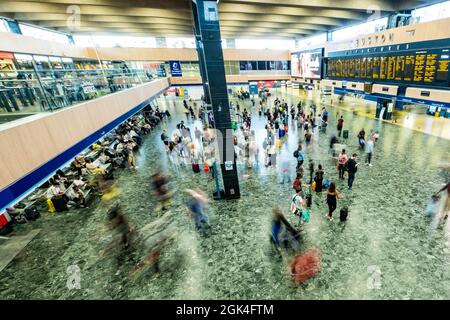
left=0, top=0, right=449, bottom=302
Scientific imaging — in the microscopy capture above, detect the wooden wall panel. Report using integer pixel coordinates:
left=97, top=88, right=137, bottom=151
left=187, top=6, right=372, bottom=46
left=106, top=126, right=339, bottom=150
left=0, top=78, right=169, bottom=191
left=0, top=32, right=89, bottom=58
left=326, top=17, right=450, bottom=54
left=372, top=84, right=399, bottom=96
left=405, top=87, right=450, bottom=103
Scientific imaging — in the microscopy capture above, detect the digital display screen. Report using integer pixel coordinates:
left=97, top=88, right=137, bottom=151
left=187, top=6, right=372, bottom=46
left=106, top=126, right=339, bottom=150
left=327, top=48, right=450, bottom=87
left=291, top=48, right=323, bottom=79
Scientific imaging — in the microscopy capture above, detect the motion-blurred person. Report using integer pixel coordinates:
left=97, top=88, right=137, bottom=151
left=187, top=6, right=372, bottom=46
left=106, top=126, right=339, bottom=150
left=271, top=207, right=300, bottom=252
left=185, top=189, right=210, bottom=233
left=435, top=182, right=450, bottom=220
left=103, top=204, right=136, bottom=272
left=151, top=172, right=172, bottom=212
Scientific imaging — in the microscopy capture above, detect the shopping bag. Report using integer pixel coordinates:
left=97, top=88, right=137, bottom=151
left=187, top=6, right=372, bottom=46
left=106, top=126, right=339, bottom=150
left=47, top=199, right=56, bottom=213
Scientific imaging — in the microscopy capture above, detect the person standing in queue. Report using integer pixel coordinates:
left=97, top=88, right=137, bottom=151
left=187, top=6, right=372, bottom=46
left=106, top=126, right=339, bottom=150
left=346, top=154, right=359, bottom=190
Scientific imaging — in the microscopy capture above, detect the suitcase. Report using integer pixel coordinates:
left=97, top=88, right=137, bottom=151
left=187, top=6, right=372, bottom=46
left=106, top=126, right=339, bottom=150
left=51, top=196, right=68, bottom=212
left=306, top=194, right=312, bottom=208
left=192, top=163, right=200, bottom=173
left=343, top=130, right=349, bottom=139
left=339, top=207, right=348, bottom=221
left=279, top=128, right=285, bottom=138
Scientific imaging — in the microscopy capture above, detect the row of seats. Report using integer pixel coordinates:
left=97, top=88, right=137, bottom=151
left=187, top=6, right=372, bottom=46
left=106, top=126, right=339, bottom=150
left=0, top=103, right=171, bottom=236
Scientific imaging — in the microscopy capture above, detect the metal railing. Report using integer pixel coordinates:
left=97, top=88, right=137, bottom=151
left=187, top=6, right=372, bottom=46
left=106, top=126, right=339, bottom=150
left=0, top=68, right=161, bottom=123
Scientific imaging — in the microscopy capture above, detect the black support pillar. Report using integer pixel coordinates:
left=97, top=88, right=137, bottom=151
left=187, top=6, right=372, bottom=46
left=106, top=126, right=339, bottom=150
left=191, top=0, right=240, bottom=199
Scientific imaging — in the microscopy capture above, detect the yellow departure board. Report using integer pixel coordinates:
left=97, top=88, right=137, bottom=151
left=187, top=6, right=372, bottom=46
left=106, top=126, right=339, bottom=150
left=349, top=58, right=355, bottom=78
left=413, top=53, right=426, bottom=82
left=379, top=56, right=387, bottom=80
left=424, top=53, right=437, bottom=83
left=404, top=55, right=414, bottom=81
left=355, top=58, right=361, bottom=78
left=366, top=57, right=373, bottom=79
left=372, top=57, right=380, bottom=79
left=361, top=58, right=367, bottom=78
left=327, top=48, right=449, bottom=87
left=387, top=56, right=396, bottom=80
left=436, top=56, right=449, bottom=81
left=395, top=55, right=405, bottom=81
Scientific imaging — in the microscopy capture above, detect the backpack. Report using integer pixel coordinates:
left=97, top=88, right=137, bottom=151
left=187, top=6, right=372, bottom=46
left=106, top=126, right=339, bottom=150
left=25, top=207, right=40, bottom=221
left=293, top=179, right=301, bottom=190
left=293, top=150, right=299, bottom=158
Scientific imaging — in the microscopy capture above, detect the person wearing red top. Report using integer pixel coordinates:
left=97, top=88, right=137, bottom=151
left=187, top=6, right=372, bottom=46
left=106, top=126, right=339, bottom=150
left=337, top=116, right=344, bottom=137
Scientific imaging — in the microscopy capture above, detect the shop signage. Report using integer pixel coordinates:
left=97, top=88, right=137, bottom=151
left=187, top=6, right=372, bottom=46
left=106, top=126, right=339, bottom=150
left=0, top=51, right=14, bottom=60
left=169, top=61, right=182, bottom=77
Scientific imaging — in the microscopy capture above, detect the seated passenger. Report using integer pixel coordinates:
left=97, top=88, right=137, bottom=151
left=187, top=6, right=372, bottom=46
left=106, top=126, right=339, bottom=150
left=70, top=156, right=85, bottom=175
left=66, top=185, right=87, bottom=208
left=85, top=159, right=106, bottom=176
left=73, top=175, right=87, bottom=189
left=98, top=151, right=112, bottom=165
left=46, top=181, right=64, bottom=199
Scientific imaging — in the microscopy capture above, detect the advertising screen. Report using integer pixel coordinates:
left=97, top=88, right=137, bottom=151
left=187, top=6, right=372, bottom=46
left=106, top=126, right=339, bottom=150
left=291, top=49, right=323, bottom=79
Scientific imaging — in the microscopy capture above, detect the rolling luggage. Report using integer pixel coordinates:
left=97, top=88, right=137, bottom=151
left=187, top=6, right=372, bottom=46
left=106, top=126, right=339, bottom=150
left=51, top=196, right=68, bottom=212
left=306, top=194, right=312, bottom=208
left=343, top=130, right=349, bottom=139
left=192, top=163, right=200, bottom=173
left=339, top=207, right=348, bottom=221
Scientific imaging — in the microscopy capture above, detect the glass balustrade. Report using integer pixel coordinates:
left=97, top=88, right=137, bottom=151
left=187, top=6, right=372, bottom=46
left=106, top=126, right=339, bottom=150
left=0, top=68, right=161, bottom=124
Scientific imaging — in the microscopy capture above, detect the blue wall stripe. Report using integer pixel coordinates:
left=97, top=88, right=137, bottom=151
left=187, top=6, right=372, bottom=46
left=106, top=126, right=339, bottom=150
left=334, top=87, right=450, bottom=108
left=0, top=86, right=168, bottom=211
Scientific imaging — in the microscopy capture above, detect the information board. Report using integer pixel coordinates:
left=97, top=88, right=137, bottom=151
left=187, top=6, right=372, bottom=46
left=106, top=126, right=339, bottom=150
left=327, top=47, right=450, bottom=88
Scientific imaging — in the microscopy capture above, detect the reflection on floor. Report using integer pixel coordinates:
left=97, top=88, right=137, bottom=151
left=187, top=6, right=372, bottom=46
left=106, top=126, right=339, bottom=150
left=0, top=88, right=449, bottom=299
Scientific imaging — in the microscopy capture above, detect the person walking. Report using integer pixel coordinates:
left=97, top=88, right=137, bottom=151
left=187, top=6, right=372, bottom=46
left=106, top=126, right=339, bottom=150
left=358, top=128, right=366, bottom=149
left=294, top=143, right=305, bottom=170
left=326, top=182, right=341, bottom=221
left=346, top=154, right=359, bottom=190
left=314, top=164, right=324, bottom=193
left=290, top=189, right=305, bottom=226
left=293, top=173, right=302, bottom=193
left=365, top=138, right=374, bottom=166
left=338, top=149, right=348, bottom=179
left=337, top=116, right=344, bottom=137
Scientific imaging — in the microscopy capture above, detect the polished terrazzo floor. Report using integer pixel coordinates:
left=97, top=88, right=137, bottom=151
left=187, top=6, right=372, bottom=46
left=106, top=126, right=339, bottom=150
left=1, top=87, right=449, bottom=299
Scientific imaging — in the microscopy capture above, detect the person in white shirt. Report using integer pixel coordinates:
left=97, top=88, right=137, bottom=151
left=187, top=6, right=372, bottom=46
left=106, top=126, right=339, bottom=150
left=73, top=175, right=86, bottom=189
left=365, top=139, right=374, bottom=166
left=290, top=189, right=306, bottom=225
left=129, top=129, right=138, bottom=138
left=317, top=114, right=323, bottom=128
left=46, top=182, right=62, bottom=199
